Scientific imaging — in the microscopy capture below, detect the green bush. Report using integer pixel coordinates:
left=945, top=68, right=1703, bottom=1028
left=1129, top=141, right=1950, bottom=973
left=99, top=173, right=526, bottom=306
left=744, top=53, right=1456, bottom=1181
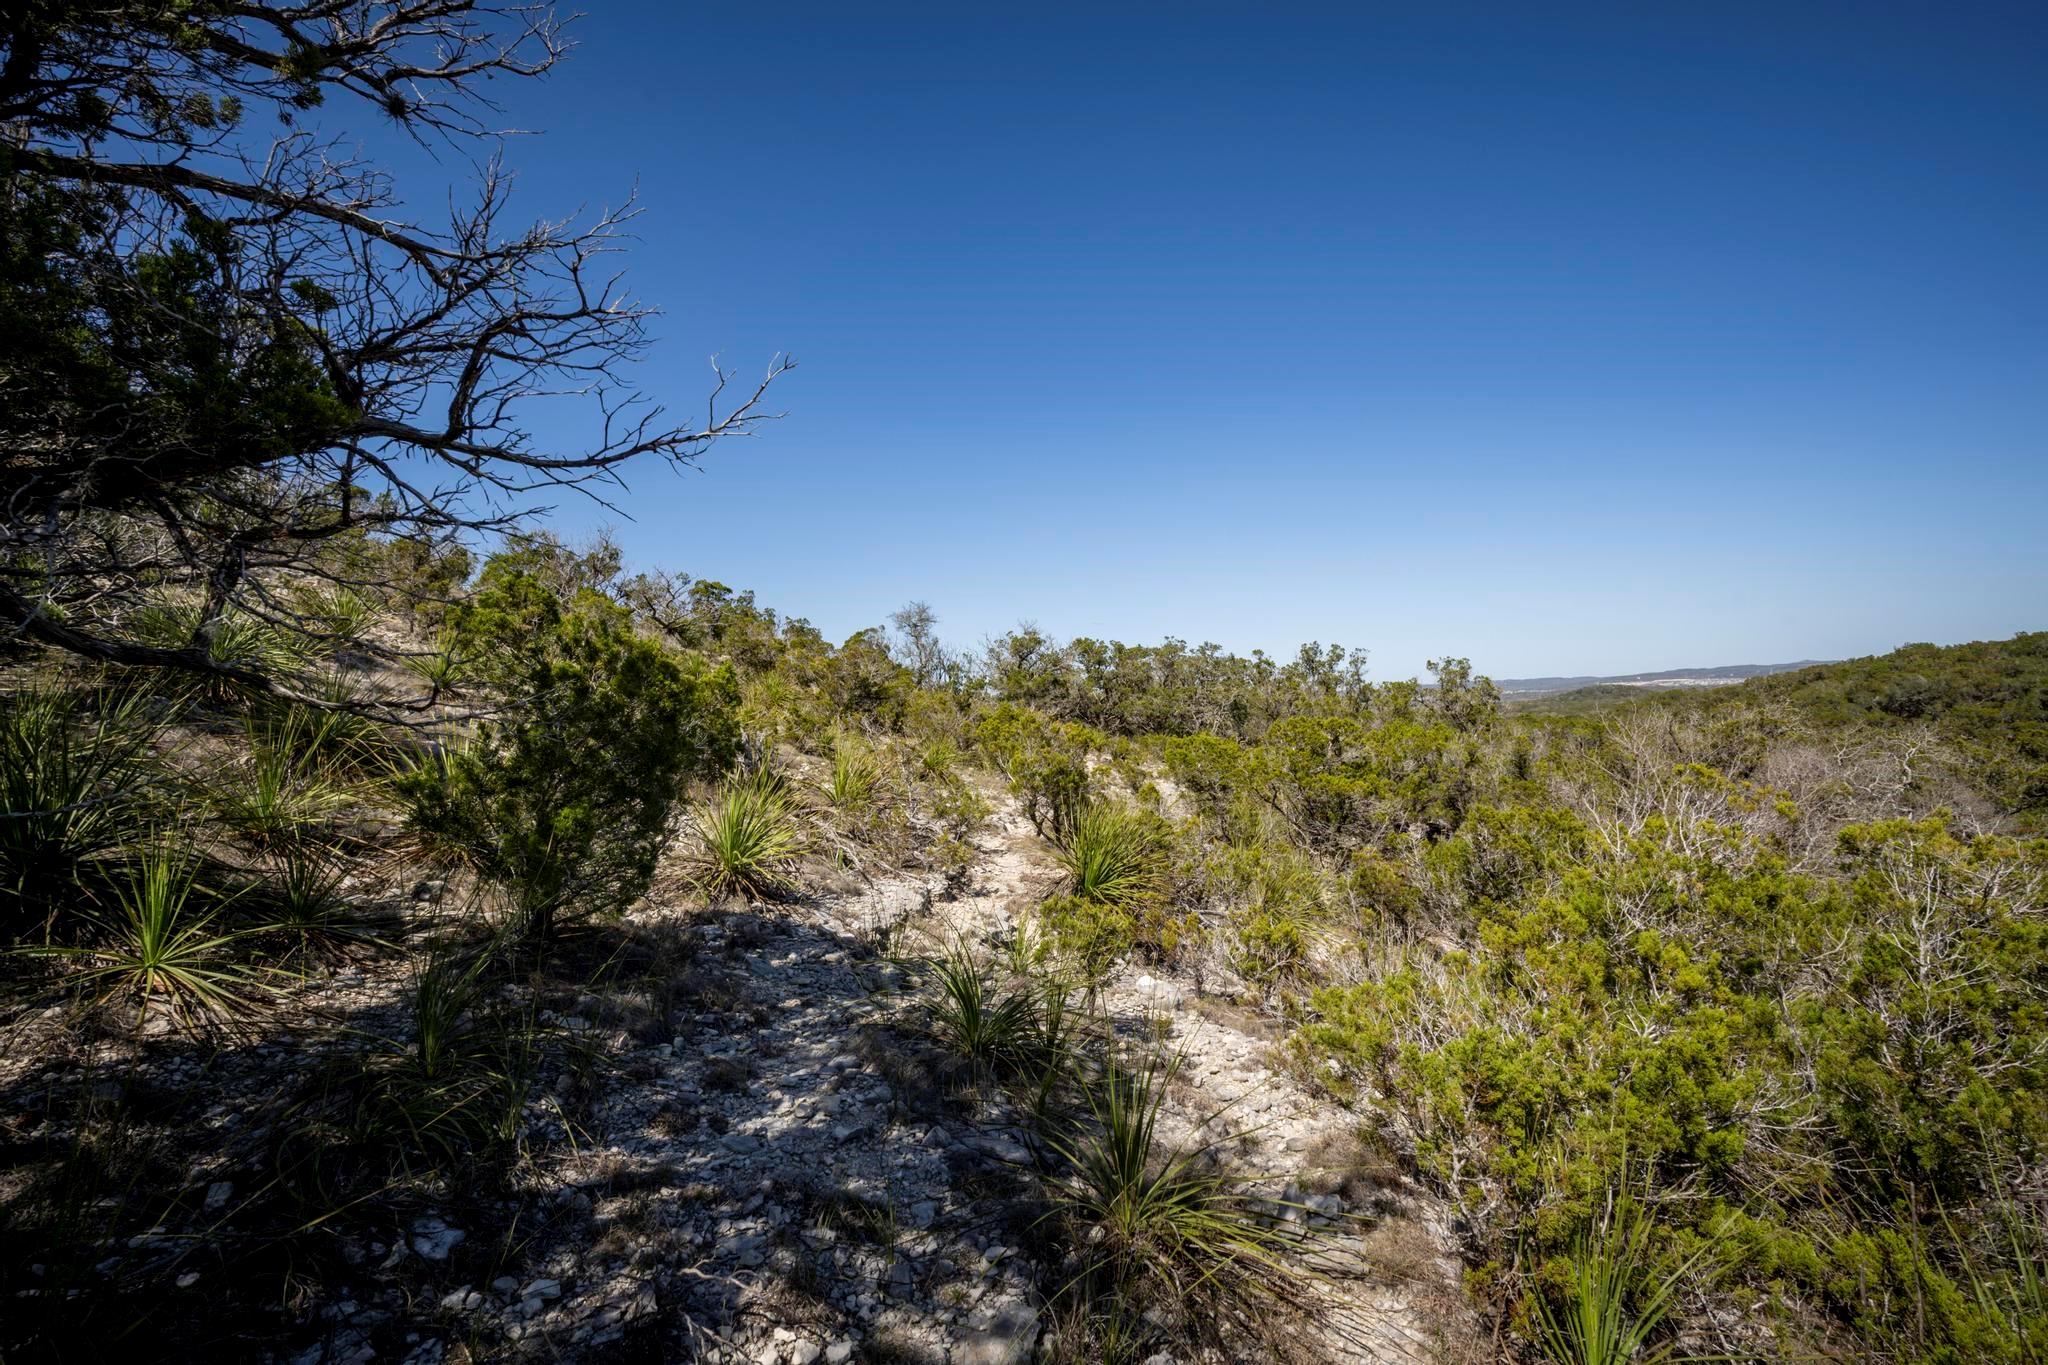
left=1040, top=893, right=1135, bottom=987
left=402, top=566, right=739, bottom=939
left=971, top=702, right=1098, bottom=837
left=1196, top=841, right=1325, bottom=986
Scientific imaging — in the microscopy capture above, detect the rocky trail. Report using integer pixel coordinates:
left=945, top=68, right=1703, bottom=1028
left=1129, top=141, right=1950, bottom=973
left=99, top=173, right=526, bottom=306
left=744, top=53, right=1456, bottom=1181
left=3, top=800, right=1475, bottom=1365
left=465, top=801, right=1476, bottom=1365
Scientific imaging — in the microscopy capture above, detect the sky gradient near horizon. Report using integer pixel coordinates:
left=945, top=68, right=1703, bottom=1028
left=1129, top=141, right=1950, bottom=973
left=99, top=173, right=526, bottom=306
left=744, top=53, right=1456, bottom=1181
left=375, top=1, right=2045, bottom=679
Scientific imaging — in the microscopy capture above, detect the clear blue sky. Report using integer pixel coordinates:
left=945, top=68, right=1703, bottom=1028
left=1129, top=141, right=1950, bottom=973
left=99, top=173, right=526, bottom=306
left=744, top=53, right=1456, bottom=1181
left=384, top=1, right=2046, bottom=678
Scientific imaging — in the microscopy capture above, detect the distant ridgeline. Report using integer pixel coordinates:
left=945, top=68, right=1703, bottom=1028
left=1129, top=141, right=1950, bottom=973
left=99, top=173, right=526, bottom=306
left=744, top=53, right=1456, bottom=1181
left=1497, top=660, right=1825, bottom=698
left=1522, top=633, right=2048, bottom=820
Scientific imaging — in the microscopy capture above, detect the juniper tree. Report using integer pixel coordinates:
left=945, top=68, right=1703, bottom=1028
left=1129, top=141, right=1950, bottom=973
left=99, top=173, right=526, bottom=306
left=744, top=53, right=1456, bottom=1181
left=0, top=1, right=787, bottom=703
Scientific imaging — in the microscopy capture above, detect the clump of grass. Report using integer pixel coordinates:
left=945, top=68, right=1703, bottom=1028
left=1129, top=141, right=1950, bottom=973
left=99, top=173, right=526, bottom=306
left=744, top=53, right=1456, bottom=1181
left=0, top=683, right=163, bottom=940
left=1052, top=803, right=1166, bottom=909
left=284, top=678, right=393, bottom=773
left=688, top=767, right=804, bottom=901
left=31, top=845, right=263, bottom=1031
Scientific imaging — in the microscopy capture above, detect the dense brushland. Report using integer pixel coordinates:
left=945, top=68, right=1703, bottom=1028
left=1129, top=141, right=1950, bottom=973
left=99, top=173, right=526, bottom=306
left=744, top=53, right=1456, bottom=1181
left=3, top=5, right=2044, bottom=1362
left=2, top=528, right=2043, bottom=1362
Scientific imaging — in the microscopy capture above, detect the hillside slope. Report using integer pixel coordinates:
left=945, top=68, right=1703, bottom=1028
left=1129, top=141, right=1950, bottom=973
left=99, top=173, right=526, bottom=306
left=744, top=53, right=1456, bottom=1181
left=1530, top=632, right=2048, bottom=817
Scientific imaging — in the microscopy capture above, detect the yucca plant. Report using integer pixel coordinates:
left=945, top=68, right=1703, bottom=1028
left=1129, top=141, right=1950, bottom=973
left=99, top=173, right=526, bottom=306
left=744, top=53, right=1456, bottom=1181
left=31, top=846, right=263, bottom=1030
left=1531, top=1203, right=1715, bottom=1365
left=399, top=624, right=470, bottom=698
left=264, top=848, right=382, bottom=964
left=286, top=949, right=533, bottom=1195
left=126, top=601, right=318, bottom=681
left=1052, top=802, right=1166, bottom=909
left=376, top=953, right=532, bottom=1167
left=921, top=940, right=1045, bottom=1082
left=826, top=737, right=882, bottom=814
left=1943, top=1173, right=2048, bottom=1363
left=1044, top=1054, right=1314, bottom=1352
left=291, top=582, right=381, bottom=646
left=0, top=684, right=163, bottom=941
left=284, top=678, right=391, bottom=772
left=688, top=766, right=804, bottom=900
left=211, top=712, right=355, bottom=844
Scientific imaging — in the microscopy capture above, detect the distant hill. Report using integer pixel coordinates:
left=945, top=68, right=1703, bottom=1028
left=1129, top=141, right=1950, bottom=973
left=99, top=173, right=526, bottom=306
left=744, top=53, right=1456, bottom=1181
left=1497, top=660, right=1823, bottom=698
left=1522, top=634, right=2048, bottom=818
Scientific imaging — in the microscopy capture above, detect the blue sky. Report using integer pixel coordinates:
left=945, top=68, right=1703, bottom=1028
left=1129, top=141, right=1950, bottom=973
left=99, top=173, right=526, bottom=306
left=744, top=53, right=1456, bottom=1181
left=376, top=2, right=2044, bottom=678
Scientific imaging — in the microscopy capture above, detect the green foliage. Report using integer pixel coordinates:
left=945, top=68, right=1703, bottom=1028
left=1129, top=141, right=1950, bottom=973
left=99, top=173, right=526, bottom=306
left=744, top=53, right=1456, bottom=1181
left=0, top=180, right=357, bottom=518
left=1052, top=803, right=1168, bottom=909
left=1039, top=894, right=1136, bottom=987
left=0, top=683, right=163, bottom=939
left=398, top=624, right=470, bottom=697
left=288, top=582, right=380, bottom=645
left=688, top=766, right=805, bottom=901
left=402, top=566, right=739, bottom=938
left=1044, top=1055, right=1319, bottom=1354
left=971, top=702, right=1097, bottom=838
left=1291, top=802, right=2048, bottom=1360
left=124, top=600, right=323, bottom=684
left=35, top=845, right=263, bottom=1029
left=1197, top=841, right=1326, bottom=986
left=1651, top=633, right=2048, bottom=821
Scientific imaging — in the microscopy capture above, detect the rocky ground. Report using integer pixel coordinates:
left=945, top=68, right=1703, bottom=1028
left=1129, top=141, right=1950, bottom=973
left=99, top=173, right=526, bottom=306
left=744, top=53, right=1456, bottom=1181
left=2, top=800, right=1479, bottom=1363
